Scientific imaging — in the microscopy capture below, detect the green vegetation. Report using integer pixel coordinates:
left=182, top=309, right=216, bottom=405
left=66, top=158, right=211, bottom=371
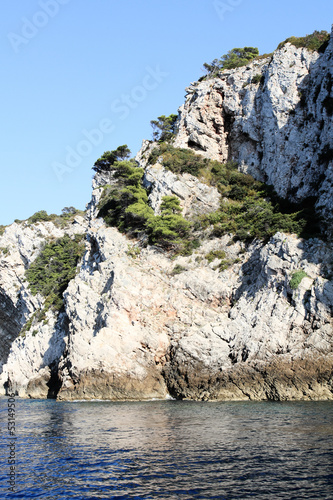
left=205, top=249, right=233, bottom=272
left=203, top=47, right=259, bottom=77
left=205, top=250, right=226, bottom=263
left=148, top=142, right=211, bottom=176
left=126, top=244, right=141, bottom=259
left=26, top=234, right=85, bottom=310
left=277, top=30, right=329, bottom=52
left=93, top=145, right=131, bottom=173
left=97, top=133, right=323, bottom=252
left=0, top=225, right=6, bottom=236
left=20, top=313, right=36, bottom=338
left=289, top=270, right=309, bottom=290
left=172, top=264, right=187, bottom=275
left=0, top=246, right=9, bottom=256
left=251, top=74, right=263, bottom=85
left=97, top=159, right=153, bottom=233
left=217, top=258, right=233, bottom=272
left=201, top=196, right=319, bottom=242
left=148, top=144, right=321, bottom=242
left=20, top=309, right=48, bottom=338
left=202, top=31, right=328, bottom=80
left=28, top=210, right=52, bottom=224
left=150, top=114, right=178, bottom=142
left=26, top=207, right=85, bottom=228
left=97, top=159, right=193, bottom=253
left=147, top=196, right=191, bottom=248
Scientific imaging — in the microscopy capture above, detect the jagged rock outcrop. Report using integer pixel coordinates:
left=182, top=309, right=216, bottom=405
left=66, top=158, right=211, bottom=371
left=0, top=30, right=332, bottom=401
left=174, top=32, right=333, bottom=235
left=164, top=233, right=333, bottom=400
left=0, top=217, right=86, bottom=397
left=2, top=215, right=332, bottom=400
left=137, top=143, right=221, bottom=217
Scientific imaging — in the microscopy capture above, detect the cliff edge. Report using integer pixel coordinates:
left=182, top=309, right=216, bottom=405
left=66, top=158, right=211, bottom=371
left=0, top=30, right=332, bottom=401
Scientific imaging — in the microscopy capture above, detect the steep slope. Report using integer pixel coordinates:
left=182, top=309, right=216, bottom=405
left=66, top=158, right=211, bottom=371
left=174, top=31, right=333, bottom=236
left=0, top=217, right=86, bottom=397
left=0, top=30, right=332, bottom=401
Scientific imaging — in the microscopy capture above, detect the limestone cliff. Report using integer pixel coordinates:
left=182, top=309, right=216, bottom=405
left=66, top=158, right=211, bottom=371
left=0, top=30, right=332, bottom=401
left=174, top=32, right=333, bottom=236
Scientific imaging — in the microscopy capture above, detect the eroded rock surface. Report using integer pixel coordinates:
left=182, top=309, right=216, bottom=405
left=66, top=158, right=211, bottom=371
left=1, top=31, right=333, bottom=401
left=174, top=35, right=333, bottom=234
left=0, top=217, right=86, bottom=398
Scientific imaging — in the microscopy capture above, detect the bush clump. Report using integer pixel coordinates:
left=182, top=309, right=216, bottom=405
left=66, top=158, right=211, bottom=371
left=0, top=246, right=9, bottom=256
left=97, top=159, right=193, bottom=253
left=148, top=142, right=211, bottom=176
left=277, top=30, right=330, bottom=52
left=26, top=234, right=85, bottom=310
left=205, top=249, right=233, bottom=272
left=172, top=264, right=187, bottom=275
left=148, top=144, right=321, bottom=241
left=28, top=210, right=53, bottom=224
left=202, top=197, right=318, bottom=242
left=205, top=250, right=226, bottom=263
left=126, top=244, right=141, bottom=259
left=93, top=145, right=131, bottom=173
left=97, top=159, right=153, bottom=233
left=148, top=196, right=191, bottom=247
left=27, top=208, right=85, bottom=229
left=150, top=115, right=178, bottom=142
left=251, top=74, right=263, bottom=85
left=203, top=47, right=259, bottom=77
left=289, top=270, right=309, bottom=289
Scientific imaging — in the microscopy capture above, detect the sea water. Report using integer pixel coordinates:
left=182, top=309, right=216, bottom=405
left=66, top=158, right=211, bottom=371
left=1, top=398, right=332, bottom=499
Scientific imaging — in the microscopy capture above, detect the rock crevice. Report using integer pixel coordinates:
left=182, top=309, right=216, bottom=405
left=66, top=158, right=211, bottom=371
left=0, top=32, right=333, bottom=400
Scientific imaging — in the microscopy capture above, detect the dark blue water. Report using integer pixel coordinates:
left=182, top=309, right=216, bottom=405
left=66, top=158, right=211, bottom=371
left=1, top=398, right=332, bottom=499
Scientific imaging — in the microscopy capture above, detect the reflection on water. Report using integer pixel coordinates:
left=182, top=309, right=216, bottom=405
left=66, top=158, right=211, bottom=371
left=1, top=399, right=333, bottom=499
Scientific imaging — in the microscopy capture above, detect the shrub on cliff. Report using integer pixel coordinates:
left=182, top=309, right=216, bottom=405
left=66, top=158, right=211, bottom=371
left=97, top=159, right=193, bottom=252
left=26, top=234, right=85, bottom=310
left=93, top=145, right=131, bottom=173
left=202, top=197, right=314, bottom=242
left=289, top=270, right=308, bottom=289
left=150, top=114, right=178, bottom=142
left=203, top=47, right=259, bottom=76
left=277, top=30, right=330, bottom=52
left=98, top=146, right=321, bottom=248
left=97, top=160, right=150, bottom=232
left=149, top=145, right=320, bottom=241
left=148, top=142, right=211, bottom=176
left=148, top=196, right=191, bottom=248
left=28, top=210, right=53, bottom=224
left=26, top=208, right=85, bottom=229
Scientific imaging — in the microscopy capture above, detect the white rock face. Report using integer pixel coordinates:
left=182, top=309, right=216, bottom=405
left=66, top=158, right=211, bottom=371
left=164, top=233, right=333, bottom=400
left=0, top=217, right=87, bottom=396
left=174, top=32, right=333, bottom=234
left=1, top=310, right=67, bottom=398
left=57, top=226, right=171, bottom=400
left=2, top=216, right=332, bottom=400
left=1, top=33, right=333, bottom=401
left=143, top=163, right=220, bottom=216
left=90, top=140, right=221, bottom=219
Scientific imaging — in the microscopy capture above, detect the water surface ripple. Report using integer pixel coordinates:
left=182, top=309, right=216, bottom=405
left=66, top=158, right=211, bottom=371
left=1, top=399, right=332, bottom=499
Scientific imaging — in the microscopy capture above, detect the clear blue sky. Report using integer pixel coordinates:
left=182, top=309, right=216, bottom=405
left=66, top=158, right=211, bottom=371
left=1, top=0, right=332, bottom=225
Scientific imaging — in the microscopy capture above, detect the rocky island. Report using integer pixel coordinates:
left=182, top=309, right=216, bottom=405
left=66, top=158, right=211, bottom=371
left=1, top=29, right=332, bottom=401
